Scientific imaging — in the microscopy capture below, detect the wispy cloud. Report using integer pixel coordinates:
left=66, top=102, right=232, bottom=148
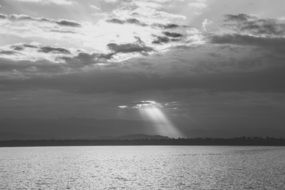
left=188, top=0, right=208, bottom=15
left=12, top=0, right=74, bottom=6
left=0, top=14, right=81, bottom=27
left=0, top=0, right=205, bottom=79
left=224, top=14, right=285, bottom=37
left=209, top=14, right=285, bottom=54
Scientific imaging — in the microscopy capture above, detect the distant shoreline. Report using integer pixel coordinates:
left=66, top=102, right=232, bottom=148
left=1, top=137, right=285, bottom=147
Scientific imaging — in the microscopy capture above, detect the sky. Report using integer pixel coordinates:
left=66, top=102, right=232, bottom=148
left=0, top=0, right=285, bottom=139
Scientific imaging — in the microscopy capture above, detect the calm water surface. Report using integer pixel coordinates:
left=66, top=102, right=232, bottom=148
left=0, top=146, right=285, bottom=190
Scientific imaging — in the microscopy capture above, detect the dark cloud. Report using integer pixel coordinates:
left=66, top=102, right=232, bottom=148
left=1, top=41, right=285, bottom=94
left=23, top=44, right=38, bottom=48
left=50, top=29, right=76, bottom=34
left=106, top=18, right=146, bottom=26
left=0, top=43, right=118, bottom=74
left=1, top=64, right=285, bottom=94
left=107, top=18, right=184, bottom=29
left=209, top=14, right=285, bottom=54
left=161, top=23, right=180, bottom=29
left=0, top=13, right=81, bottom=27
left=107, top=18, right=125, bottom=24
left=55, top=20, right=81, bottom=27
left=1, top=43, right=71, bottom=55
left=60, top=52, right=112, bottom=66
left=107, top=42, right=153, bottom=54
left=126, top=18, right=146, bottom=26
left=9, top=14, right=34, bottom=21
left=225, top=13, right=251, bottom=22
left=0, top=50, right=17, bottom=55
left=225, top=14, right=285, bottom=36
left=10, top=44, right=37, bottom=51
left=163, top=31, right=183, bottom=38
left=152, top=36, right=170, bottom=44
left=39, top=46, right=71, bottom=54
left=152, top=23, right=180, bottom=29
left=0, top=57, right=65, bottom=73
left=0, top=14, right=7, bottom=19
left=210, top=34, right=285, bottom=48
left=0, top=45, right=110, bottom=73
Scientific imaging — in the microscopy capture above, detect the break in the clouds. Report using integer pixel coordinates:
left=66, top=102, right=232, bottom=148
left=0, top=0, right=285, bottom=138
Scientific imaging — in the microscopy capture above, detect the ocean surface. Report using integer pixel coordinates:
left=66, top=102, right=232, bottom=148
left=0, top=146, right=284, bottom=190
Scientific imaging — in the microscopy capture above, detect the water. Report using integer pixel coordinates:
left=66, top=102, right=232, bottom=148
left=0, top=146, right=284, bottom=190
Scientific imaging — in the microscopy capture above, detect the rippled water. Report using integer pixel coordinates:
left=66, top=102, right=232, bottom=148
left=0, top=146, right=285, bottom=190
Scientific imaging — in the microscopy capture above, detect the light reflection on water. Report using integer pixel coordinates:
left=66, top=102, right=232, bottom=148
left=0, top=146, right=285, bottom=190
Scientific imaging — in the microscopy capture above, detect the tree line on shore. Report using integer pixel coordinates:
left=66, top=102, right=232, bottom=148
left=1, top=137, right=285, bottom=146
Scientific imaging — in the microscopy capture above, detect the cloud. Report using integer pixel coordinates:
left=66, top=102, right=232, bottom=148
left=90, top=4, right=101, bottom=11
left=106, top=18, right=125, bottom=24
left=187, top=0, right=208, bottom=15
left=0, top=39, right=153, bottom=77
left=202, top=18, right=213, bottom=32
left=11, top=44, right=37, bottom=50
left=61, top=52, right=115, bottom=67
left=119, top=100, right=163, bottom=110
left=0, top=13, right=81, bottom=27
left=0, top=44, right=71, bottom=61
left=209, top=14, right=285, bottom=54
left=118, top=100, right=179, bottom=113
left=152, top=23, right=180, bottom=29
left=2, top=38, right=284, bottom=93
left=104, top=0, right=118, bottom=3
left=12, top=0, right=74, bottom=6
left=0, top=5, right=200, bottom=62
left=0, top=44, right=74, bottom=76
left=0, top=40, right=162, bottom=77
left=188, top=1, right=207, bottom=9
left=224, top=14, right=285, bottom=37
left=163, top=31, right=183, bottom=38
left=0, top=50, right=17, bottom=55
left=107, top=41, right=153, bottom=54
left=118, top=105, right=128, bottom=109
left=106, top=18, right=147, bottom=26
left=55, top=20, right=81, bottom=27
left=0, top=0, right=203, bottom=67
left=0, top=43, right=114, bottom=76
left=1, top=42, right=285, bottom=94
left=39, top=46, right=71, bottom=54
left=152, top=36, right=170, bottom=44
left=210, top=34, right=285, bottom=50
left=1, top=43, right=72, bottom=57
left=1, top=65, right=285, bottom=94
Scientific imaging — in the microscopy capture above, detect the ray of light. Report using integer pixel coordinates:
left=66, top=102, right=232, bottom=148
left=136, top=101, right=183, bottom=138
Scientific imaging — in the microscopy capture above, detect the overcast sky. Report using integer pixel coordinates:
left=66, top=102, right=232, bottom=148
left=0, top=0, right=285, bottom=139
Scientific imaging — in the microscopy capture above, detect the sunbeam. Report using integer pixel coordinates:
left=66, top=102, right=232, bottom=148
left=135, top=100, right=183, bottom=138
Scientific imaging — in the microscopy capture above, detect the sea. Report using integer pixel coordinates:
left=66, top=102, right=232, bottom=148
left=0, top=146, right=284, bottom=190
